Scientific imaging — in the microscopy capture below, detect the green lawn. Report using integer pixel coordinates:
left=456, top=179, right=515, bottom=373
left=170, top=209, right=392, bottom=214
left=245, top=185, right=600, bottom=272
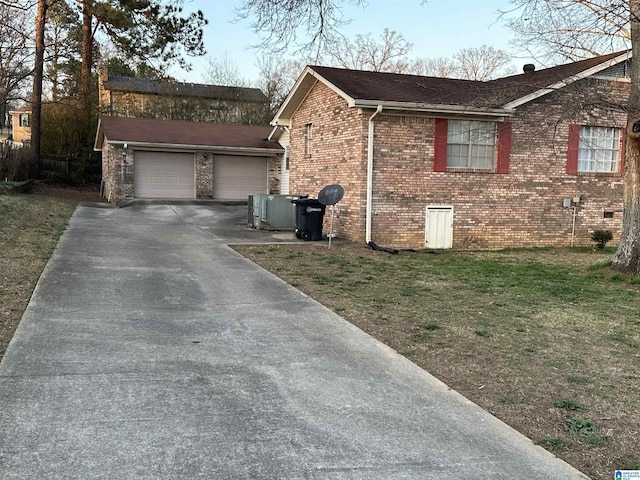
left=235, top=243, right=640, bottom=480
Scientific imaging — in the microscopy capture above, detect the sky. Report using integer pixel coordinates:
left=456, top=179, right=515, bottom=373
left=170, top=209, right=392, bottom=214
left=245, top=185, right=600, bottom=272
left=174, top=0, right=527, bottom=84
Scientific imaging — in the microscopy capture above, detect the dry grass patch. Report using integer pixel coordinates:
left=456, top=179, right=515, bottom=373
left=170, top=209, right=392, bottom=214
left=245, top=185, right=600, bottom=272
left=0, top=191, right=78, bottom=359
left=234, top=242, right=640, bottom=480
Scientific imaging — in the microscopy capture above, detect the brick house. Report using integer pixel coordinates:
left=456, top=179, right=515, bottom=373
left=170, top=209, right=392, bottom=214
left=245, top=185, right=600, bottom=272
left=8, top=105, right=31, bottom=145
left=98, top=67, right=270, bottom=125
left=94, top=116, right=283, bottom=204
left=270, top=51, right=630, bottom=249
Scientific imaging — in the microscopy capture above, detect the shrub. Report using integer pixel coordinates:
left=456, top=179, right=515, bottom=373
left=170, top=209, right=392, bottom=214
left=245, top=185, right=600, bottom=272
left=0, top=142, right=31, bottom=181
left=590, top=230, right=613, bottom=250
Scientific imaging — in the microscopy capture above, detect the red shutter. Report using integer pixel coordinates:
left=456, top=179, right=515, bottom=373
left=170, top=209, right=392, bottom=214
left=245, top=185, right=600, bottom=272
left=619, top=128, right=626, bottom=174
left=433, top=118, right=448, bottom=172
left=496, top=122, right=512, bottom=174
left=566, top=124, right=580, bottom=174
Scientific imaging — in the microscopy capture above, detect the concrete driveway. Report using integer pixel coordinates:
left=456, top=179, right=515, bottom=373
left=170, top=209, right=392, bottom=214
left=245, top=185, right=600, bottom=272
left=0, top=204, right=588, bottom=479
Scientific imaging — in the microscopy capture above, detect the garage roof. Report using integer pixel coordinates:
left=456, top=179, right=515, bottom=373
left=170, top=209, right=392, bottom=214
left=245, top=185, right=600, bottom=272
left=94, top=117, right=283, bottom=154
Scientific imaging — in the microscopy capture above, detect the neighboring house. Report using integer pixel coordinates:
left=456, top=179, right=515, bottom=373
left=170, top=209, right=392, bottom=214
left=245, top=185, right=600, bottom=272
left=9, top=106, right=31, bottom=145
left=94, top=116, right=283, bottom=204
left=270, top=51, right=630, bottom=249
left=98, top=67, right=270, bottom=124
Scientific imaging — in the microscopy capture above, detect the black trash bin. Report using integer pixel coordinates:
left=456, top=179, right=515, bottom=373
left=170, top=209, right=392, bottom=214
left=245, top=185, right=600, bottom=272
left=291, top=198, right=326, bottom=241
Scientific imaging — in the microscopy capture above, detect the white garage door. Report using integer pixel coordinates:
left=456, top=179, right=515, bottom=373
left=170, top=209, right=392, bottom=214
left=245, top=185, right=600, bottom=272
left=134, top=151, right=195, bottom=199
left=213, top=155, right=268, bottom=200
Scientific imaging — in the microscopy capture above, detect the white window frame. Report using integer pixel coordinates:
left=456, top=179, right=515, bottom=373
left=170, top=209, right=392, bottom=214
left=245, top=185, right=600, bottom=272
left=19, top=113, right=29, bottom=127
left=305, top=123, right=313, bottom=155
left=578, top=126, right=620, bottom=173
left=446, top=119, right=496, bottom=169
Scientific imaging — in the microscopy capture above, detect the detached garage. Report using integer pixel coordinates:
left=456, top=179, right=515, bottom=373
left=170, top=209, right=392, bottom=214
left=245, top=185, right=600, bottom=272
left=94, top=116, right=283, bottom=204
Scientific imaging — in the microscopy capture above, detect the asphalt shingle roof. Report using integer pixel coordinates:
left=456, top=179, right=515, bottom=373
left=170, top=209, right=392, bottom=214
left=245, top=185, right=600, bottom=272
left=98, top=116, right=281, bottom=150
left=310, top=51, right=627, bottom=108
left=103, top=76, right=269, bottom=103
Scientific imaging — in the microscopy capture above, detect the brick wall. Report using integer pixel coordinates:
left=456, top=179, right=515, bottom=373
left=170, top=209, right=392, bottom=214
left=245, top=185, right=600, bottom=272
left=101, top=143, right=118, bottom=202
left=268, top=156, right=281, bottom=194
left=102, top=144, right=134, bottom=204
left=196, top=153, right=214, bottom=199
left=289, top=82, right=368, bottom=241
left=290, top=76, right=627, bottom=250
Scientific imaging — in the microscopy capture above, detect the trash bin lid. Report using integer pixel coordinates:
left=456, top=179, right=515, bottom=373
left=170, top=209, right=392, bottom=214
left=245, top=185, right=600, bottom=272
left=292, top=198, right=323, bottom=206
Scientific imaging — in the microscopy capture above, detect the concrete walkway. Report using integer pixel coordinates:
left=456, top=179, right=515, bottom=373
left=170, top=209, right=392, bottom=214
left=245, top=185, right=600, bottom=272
left=0, top=204, right=589, bottom=479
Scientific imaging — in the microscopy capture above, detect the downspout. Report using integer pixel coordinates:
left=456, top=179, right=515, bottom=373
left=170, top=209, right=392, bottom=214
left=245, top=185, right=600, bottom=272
left=366, top=105, right=383, bottom=243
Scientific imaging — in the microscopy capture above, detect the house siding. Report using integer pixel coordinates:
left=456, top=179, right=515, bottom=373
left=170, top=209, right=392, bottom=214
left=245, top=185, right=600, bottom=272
left=290, top=76, right=626, bottom=249
left=98, top=69, right=270, bottom=125
left=10, top=112, right=30, bottom=144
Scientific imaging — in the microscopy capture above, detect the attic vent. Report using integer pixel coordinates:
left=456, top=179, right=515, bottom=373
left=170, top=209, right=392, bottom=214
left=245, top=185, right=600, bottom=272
left=523, top=64, right=536, bottom=73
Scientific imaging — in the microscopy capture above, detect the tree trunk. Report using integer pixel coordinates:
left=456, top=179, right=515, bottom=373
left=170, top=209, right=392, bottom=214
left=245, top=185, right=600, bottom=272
left=80, top=0, right=93, bottom=110
left=30, top=0, right=48, bottom=180
left=612, top=0, right=640, bottom=275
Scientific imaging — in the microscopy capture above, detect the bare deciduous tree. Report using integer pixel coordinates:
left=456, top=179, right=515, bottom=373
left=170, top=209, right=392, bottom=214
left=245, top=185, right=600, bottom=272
left=502, top=0, right=630, bottom=62
left=205, top=52, right=251, bottom=87
left=409, top=56, right=459, bottom=78
left=327, top=29, right=413, bottom=72
left=453, top=45, right=516, bottom=80
left=0, top=2, right=33, bottom=127
left=256, top=55, right=302, bottom=116
left=409, top=46, right=515, bottom=80
left=237, top=0, right=365, bottom=57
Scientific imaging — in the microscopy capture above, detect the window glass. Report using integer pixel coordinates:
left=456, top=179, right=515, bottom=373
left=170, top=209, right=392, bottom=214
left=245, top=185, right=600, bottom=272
left=305, top=124, right=313, bottom=155
left=446, top=120, right=496, bottom=169
left=578, top=126, right=620, bottom=173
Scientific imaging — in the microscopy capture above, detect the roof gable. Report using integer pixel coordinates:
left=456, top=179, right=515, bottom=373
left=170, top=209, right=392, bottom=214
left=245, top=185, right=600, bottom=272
left=272, top=51, right=631, bottom=124
left=94, top=117, right=282, bottom=154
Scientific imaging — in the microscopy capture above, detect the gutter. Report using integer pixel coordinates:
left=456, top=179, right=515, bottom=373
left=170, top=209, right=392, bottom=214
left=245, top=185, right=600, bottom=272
left=366, top=105, right=383, bottom=244
left=353, top=100, right=514, bottom=118
left=103, top=141, right=283, bottom=156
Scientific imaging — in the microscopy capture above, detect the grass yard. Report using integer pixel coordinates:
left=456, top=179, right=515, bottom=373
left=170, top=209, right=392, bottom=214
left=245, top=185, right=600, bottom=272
left=0, top=185, right=101, bottom=360
left=234, top=242, right=640, bottom=480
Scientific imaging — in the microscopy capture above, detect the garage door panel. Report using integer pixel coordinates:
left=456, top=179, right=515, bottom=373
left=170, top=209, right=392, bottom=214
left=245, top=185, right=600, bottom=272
left=213, top=155, right=267, bottom=200
left=134, top=151, right=195, bottom=199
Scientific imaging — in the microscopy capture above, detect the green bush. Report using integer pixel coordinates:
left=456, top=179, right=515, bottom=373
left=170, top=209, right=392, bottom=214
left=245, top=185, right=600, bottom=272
left=590, top=230, right=613, bottom=250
